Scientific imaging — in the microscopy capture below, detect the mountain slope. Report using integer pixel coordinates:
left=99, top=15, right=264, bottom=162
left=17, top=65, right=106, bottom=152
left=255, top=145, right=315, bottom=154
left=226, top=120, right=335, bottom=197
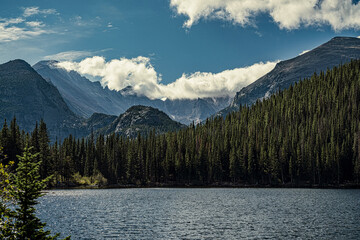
left=162, top=97, right=231, bottom=124
left=221, top=36, right=360, bottom=114
left=33, top=61, right=232, bottom=124
left=100, top=105, right=185, bottom=137
left=0, top=59, right=82, bottom=139
left=80, top=113, right=118, bottom=134
left=33, top=60, right=130, bottom=118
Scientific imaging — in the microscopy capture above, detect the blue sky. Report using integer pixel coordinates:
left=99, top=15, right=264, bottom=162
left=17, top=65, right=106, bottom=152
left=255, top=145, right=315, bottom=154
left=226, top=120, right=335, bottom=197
left=1, top=0, right=360, bottom=99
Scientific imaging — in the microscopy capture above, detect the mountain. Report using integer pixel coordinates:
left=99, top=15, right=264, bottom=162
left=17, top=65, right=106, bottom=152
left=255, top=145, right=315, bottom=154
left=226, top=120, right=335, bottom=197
left=220, top=36, right=360, bottom=115
left=32, top=60, right=130, bottom=118
left=33, top=61, right=232, bottom=124
left=80, top=113, right=117, bottom=134
left=161, top=97, right=231, bottom=124
left=0, top=59, right=83, bottom=140
left=100, top=105, right=185, bottom=138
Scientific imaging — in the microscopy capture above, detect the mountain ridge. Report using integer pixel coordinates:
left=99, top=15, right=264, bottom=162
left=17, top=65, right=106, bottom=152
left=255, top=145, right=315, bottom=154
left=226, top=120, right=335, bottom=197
left=219, top=36, right=360, bottom=115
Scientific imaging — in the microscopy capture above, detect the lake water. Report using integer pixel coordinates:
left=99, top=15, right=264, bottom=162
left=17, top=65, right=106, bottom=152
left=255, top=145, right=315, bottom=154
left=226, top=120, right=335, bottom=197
left=37, top=188, right=360, bottom=239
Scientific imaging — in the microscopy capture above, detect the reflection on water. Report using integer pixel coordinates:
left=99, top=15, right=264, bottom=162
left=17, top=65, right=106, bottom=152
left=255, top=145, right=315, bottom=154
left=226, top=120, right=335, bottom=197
left=38, top=188, right=360, bottom=239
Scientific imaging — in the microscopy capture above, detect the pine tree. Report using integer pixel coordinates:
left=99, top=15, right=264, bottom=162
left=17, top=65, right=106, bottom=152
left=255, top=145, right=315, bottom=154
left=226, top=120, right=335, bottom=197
left=8, top=117, right=22, bottom=165
left=0, top=120, right=10, bottom=164
left=39, top=120, right=52, bottom=179
left=0, top=146, right=16, bottom=238
left=11, top=147, right=68, bottom=239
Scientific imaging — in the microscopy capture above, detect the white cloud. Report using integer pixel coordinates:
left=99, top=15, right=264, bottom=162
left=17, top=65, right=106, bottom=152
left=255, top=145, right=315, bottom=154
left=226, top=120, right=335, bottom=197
left=56, top=56, right=277, bottom=99
left=0, top=18, right=25, bottom=25
left=25, top=21, right=44, bottom=28
left=160, top=61, right=277, bottom=99
left=358, top=36, right=360, bottom=38
left=57, top=56, right=163, bottom=97
left=73, top=16, right=85, bottom=26
left=299, top=50, right=310, bottom=55
left=0, top=7, right=57, bottom=43
left=0, top=18, right=47, bottom=42
left=23, top=6, right=57, bottom=17
left=170, top=0, right=360, bottom=31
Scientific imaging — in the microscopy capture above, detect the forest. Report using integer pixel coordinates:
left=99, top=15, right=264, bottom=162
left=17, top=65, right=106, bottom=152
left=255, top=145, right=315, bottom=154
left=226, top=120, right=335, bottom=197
left=1, top=60, right=360, bottom=187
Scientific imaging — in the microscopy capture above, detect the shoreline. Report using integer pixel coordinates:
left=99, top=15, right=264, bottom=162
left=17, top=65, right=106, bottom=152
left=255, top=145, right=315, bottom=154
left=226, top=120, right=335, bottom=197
left=48, top=182, right=360, bottom=190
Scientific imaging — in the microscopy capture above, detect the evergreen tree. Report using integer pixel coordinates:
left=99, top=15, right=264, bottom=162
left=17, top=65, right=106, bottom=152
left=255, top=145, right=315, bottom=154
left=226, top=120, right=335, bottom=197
left=11, top=147, right=68, bottom=239
left=0, top=146, right=16, bottom=238
left=8, top=117, right=22, bottom=165
left=39, top=120, right=52, bottom=179
left=0, top=120, right=10, bottom=164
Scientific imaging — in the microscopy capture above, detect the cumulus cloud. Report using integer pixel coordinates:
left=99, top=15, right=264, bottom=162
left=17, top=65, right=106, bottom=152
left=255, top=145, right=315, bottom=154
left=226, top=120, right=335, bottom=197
left=170, top=0, right=360, bottom=30
left=56, top=56, right=277, bottom=99
left=57, top=56, right=163, bottom=97
left=158, top=62, right=277, bottom=99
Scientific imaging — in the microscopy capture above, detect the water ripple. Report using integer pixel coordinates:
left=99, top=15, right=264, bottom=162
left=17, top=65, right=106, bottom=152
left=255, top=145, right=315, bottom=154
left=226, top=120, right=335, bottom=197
left=37, top=188, right=360, bottom=239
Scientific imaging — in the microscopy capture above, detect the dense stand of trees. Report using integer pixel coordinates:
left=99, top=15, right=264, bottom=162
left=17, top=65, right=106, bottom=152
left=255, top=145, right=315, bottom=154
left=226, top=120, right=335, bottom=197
left=1, top=60, right=360, bottom=186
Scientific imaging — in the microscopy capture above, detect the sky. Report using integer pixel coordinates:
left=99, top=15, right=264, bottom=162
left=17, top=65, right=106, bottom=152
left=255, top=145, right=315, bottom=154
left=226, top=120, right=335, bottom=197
left=1, top=0, right=360, bottom=99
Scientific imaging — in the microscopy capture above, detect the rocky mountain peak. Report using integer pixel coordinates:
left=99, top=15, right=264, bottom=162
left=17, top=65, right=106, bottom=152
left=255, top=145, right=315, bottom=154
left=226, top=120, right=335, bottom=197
left=100, top=105, right=185, bottom=137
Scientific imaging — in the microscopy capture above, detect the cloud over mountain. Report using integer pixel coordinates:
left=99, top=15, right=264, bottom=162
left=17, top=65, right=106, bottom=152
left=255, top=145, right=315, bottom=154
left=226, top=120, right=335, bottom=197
left=44, top=51, right=94, bottom=62
left=158, top=61, right=277, bottom=99
left=170, top=0, right=360, bottom=30
left=56, top=56, right=277, bottom=100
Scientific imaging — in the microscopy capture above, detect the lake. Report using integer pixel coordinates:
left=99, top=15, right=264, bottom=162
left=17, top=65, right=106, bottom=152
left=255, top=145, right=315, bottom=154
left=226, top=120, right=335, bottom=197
left=38, top=188, right=360, bottom=239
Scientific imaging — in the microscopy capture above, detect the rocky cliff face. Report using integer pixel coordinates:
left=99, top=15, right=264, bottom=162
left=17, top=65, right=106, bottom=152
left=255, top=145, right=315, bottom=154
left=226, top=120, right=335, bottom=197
left=220, top=36, right=360, bottom=115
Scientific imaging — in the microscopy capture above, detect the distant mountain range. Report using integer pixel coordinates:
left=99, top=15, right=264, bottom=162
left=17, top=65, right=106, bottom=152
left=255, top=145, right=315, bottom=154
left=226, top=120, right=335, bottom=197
left=0, top=60, right=185, bottom=140
left=33, top=60, right=232, bottom=125
left=219, top=36, right=360, bottom=115
left=1, top=36, right=360, bottom=140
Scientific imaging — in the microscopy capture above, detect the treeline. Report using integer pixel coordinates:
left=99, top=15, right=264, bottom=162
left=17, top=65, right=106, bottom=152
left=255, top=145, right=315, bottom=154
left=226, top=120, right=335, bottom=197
left=1, top=60, right=360, bottom=186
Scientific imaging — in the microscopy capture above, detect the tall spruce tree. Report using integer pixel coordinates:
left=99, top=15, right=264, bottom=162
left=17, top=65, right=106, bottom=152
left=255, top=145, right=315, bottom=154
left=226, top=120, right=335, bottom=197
left=39, top=120, right=52, bottom=179
left=0, top=146, right=16, bottom=238
left=11, top=147, right=69, bottom=239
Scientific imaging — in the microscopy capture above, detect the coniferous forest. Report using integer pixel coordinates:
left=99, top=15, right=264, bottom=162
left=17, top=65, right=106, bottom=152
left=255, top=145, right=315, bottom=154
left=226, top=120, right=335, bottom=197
left=1, top=60, right=360, bottom=187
